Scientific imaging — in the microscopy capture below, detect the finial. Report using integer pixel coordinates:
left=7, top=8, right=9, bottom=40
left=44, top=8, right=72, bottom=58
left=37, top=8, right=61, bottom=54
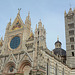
left=57, top=35, right=59, bottom=41
left=38, top=19, right=42, bottom=28
left=28, top=11, right=30, bottom=16
left=18, top=8, right=21, bottom=15
left=10, top=18, right=11, bottom=22
left=65, top=10, right=66, bottom=14
left=0, top=36, right=3, bottom=41
left=28, top=11, right=30, bottom=19
left=40, top=19, right=41, bottom=22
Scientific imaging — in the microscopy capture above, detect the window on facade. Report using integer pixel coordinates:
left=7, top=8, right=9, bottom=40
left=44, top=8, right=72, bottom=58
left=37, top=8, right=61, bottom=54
left=71, top=45, right=74, bottom=50
left=68, top=23, right=74, bottom=29
left=72, top=52, right=74, bottom=56
left=69, top=30, right=74, bottom=36
left=70, top=37, right=74, bottom=42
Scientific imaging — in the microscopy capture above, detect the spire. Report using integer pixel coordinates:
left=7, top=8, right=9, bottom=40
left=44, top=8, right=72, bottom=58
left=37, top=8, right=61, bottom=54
left=6, top=18, right=11, bottom=30
left=28, top=11, right=30, bottom=20
left=1, top=36, right=3, bottom=42
left=29, top=28, right=34, bottom=38
left=10, top=18, right=11, bottom=22
left=25, top=12, right=31, bottom=25
left=0, top=36, right=3, bottom=47
left=68, top=7, right=72, bottom=14
left=38, top=19, right=42, bottom=28
left=26, top=11, right=31, bottom=21
left=9, top=18, right=11, bottom=24
left=64, top=10, right=67, bottom=16
left=36, top=24, right=37, bottom=29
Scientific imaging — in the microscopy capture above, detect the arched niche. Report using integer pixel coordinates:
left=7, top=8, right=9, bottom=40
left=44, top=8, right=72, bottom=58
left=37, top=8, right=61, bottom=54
left=3, top=62, right=16, bottom=74
left=18, top=60, right=31, bottom=75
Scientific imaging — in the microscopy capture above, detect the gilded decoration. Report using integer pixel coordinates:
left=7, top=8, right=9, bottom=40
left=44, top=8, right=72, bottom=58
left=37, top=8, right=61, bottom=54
left=11, top=19, right=23, bottom=31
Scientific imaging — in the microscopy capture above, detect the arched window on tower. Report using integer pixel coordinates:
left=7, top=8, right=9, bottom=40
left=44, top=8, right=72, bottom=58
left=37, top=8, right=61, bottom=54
left=71, top=45, right=74, bottom=50
left=70, top=37, right=74, bottom=42
left=69, top=30, right=74, bottom=36
left=68, top=23, right=74, bottom=29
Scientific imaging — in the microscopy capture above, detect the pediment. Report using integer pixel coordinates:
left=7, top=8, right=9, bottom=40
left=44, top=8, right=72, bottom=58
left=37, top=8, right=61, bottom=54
left=9, top=14, right=24, bottom=31
left=19, top=51, right=32, bottom=63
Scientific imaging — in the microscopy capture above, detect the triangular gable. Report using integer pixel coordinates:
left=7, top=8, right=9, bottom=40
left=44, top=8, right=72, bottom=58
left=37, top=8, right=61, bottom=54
left=9, top=14, right=24, bottom=31
left=19, top=52, right=32, bottom=63
left=5, top=53, right=16, bottom=65
left=22, top=44, right=33, bottom=62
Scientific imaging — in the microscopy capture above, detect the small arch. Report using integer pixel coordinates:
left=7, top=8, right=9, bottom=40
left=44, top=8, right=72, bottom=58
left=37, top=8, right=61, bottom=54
left=3, top=62, right=15, bottom=74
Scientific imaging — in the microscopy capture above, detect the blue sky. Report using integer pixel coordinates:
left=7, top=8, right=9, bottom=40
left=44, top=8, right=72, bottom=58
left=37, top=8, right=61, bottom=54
left=0, top=0, right=75, bottom=50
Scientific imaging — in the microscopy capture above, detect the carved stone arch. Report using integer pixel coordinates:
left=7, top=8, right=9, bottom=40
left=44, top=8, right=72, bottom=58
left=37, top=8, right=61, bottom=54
left=3, top=61, right=16, bottom=74
left=18, top=60, right=31, bottom=72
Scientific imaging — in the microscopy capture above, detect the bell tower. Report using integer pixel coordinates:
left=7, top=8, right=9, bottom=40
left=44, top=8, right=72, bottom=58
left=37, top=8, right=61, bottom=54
left=65, top=8, right=75, bottom=68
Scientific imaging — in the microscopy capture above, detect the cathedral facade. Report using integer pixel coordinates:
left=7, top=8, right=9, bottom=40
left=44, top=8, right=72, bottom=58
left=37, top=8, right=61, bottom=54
left=0, top=8, right=75, bottom=75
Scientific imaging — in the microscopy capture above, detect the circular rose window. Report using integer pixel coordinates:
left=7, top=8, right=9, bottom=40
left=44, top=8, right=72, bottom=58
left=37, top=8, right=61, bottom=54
left=10, top=36, right=20, bottom=49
